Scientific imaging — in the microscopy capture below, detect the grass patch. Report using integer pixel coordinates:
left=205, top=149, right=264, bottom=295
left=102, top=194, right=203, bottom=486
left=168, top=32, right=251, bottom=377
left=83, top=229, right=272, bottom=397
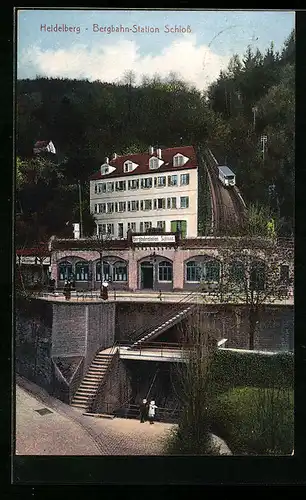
left=208, top=386, right=294, bottom=455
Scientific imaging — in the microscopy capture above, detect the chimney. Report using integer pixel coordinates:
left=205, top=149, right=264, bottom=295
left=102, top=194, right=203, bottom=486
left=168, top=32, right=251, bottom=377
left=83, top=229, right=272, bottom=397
left=112, top=153, right=117, bottom=160
left=156, top=148, right=162, bottom=159
left=105, top=157, right=109, bottom=164
left=72, top=223, right=80, bottom=240
left=149, top=145, right=154, bottom=155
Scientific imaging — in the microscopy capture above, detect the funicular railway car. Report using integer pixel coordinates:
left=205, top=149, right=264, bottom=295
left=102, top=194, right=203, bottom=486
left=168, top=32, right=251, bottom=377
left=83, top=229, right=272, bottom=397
left=218, top=166, right=236, bottom=187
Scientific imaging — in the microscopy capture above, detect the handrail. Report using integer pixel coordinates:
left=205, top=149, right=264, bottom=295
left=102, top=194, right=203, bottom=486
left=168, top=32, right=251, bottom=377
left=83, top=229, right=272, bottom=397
left=128, top=284, right=209, bottom=345
left=88, top=342, right=119, bottom=412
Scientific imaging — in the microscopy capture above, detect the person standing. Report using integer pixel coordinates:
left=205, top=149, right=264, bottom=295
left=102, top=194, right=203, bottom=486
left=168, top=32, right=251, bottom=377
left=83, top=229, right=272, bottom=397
left=148, top=400, right=158, bottom=424
left=139, top=399, right=148, bottom=423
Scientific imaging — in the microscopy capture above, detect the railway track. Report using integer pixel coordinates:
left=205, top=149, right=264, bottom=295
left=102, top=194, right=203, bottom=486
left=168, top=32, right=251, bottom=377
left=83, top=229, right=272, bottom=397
left=203, top=148, right=246, bottom=235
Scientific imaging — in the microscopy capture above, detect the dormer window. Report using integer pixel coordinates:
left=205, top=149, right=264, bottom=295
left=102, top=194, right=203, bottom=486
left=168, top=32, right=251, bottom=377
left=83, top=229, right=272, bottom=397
left=149, top=157, right=162, bottom=170
left=124, top=161, right=133, bottom=173
left=100, top=164, right=116, bottom=176
left=123, top=160, right=139, bottom=173
left=173, top=153, right=188, bottom=167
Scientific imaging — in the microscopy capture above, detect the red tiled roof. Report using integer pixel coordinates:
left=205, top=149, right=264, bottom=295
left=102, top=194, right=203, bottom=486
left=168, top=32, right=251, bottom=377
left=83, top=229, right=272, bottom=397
left=16, top=244, right=50, bottom=256
left=89, top=145, right=198, bottom=180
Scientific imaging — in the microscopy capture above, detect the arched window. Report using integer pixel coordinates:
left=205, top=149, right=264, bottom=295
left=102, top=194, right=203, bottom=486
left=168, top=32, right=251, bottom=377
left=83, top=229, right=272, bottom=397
left=58, top=261, right=72, bottom=281
left=113, top=261, right=127, bottom=282
left=204, top=260, right=220, bottom=282
left=186, top=261, right=201, bottom=282
left=158, top=261, right=173, bottom=282
left=96, top=261, right=111, bottom=282
left=75, top=261, right=89, bottom=281
left=229, top=261, right=245, bottom=284
left=250, top=260, right=266, bottom=291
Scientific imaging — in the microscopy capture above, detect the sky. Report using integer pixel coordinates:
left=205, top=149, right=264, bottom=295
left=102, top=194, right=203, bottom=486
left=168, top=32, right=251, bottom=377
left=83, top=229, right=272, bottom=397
left=17, top=9, right=295, bottom=91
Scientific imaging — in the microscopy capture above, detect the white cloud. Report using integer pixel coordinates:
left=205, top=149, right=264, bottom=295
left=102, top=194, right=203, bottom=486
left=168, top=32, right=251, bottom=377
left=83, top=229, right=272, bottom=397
left=18, top=35, right=230, bottom=90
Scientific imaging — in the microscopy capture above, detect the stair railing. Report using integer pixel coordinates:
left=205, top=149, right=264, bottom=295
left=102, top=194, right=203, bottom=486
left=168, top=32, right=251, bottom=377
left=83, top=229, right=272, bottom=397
left=128, top=285, right=208, bottom=346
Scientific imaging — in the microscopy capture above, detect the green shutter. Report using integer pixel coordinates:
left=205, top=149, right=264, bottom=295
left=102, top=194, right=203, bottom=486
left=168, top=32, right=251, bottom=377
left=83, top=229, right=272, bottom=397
left=181, top=220, right=187, bottom=238
left=171, top=221, right=177, bottom=232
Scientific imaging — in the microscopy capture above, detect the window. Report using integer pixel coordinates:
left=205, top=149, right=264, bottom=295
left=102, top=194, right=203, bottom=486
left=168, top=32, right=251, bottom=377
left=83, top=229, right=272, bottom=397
left=280, top=264, right=290, bottom=283
left=94, top=204, right=98, bottom=213
left=94, top=184, right=98, bottom=194
left=128, top=200, right=139, bottom=212
left=167, top=197, right=177, bottom=209
left=106, top=182, right=114, bottom=193
left=97, top=224, right=107, bottom=236
left=158, top=261, right=173, bottom=282
left=229, top=261, right=245, bottom=283
left=157, top=221, right=166, bottom=232
left=113, top=261, right=127, bottom=281
left=142, top=199, right=152, bottom=211
left=97, top=183, right=103, bottom=194
left=173, top=154, right=185, bottom=167
left=168, top=175, right=178, bottom=187
left=140, top=222, right=144, bottom=233
left=96, top=261, right=110, bottom=281
left=180, top=196, right=189, bottom=209
left=180, top=173, right=190, bottom=186
left=115, top=180, right=126, bottom=191
left=118, top=201, right=126, bottom=213
left=186, top=261, right=201, bottom=282
left=101, top=183, right=107, bottom=193
left=154, top=176, right=166, bottom=187
left=250, top=261, right=266, bottom=292
left=156, top=198, right=166, bottom=209
left=141, top=177, right=152, bottom=189
left=118, top=223, right=124, bottom=238
left=75, top=262, right=89, bottom=281
left=128, top=179, right=139, bottom=190
left=124, top=161, right=133, bottom=173
left=58, top=261, right=72, bottom=281
left=144, top=221, right=152, bottom=232
left=107, top=223, right=114, bottom=235
left=149, top=157, right=159, bottom=169
left=107, top=202, right=114, bottom=213
left=127, top=222, right=136, bottom=232
left=98, top=203, right=106, bottom=214
left=171, top=220, right=187, bottom=238
left=101, top=166, right=109, bottom=175
left=205, top=261, right=220, bottom=282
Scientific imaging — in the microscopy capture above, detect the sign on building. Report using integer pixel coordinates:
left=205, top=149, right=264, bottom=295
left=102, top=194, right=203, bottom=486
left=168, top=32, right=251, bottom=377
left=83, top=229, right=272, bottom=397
left=132, top=234, right=176, bottom=244
left=17, top=256, right=51, bottom=265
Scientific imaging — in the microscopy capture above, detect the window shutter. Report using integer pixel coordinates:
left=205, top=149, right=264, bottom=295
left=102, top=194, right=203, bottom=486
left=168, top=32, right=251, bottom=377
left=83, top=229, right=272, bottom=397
left=171, top=221, right=177, bottom=232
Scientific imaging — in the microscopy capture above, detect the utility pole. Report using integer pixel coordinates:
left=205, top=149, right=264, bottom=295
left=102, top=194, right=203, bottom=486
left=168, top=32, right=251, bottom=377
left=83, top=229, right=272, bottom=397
left=260, top=135, right=268, bottom=163
left=78, top=180, right=83, bottom=238
left=252, top=106, right=258, bottom=130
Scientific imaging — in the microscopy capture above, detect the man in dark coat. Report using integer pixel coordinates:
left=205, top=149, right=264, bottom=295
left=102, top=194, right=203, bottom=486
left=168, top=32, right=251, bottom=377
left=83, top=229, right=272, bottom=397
left=139, top=398, right=148, bottom=423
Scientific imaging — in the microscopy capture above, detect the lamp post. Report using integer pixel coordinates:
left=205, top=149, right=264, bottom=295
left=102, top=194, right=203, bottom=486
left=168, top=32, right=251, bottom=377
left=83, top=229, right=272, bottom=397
left=97, top=230, right=111, bottom=299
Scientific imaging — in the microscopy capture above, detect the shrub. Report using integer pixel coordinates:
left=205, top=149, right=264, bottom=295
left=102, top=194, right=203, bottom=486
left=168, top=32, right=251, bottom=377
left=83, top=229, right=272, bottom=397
left=208, top=386, right=294, bottom=455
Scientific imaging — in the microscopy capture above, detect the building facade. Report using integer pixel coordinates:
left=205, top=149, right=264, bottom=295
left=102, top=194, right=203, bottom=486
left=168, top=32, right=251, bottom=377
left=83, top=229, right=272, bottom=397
left=89, top=146, right=198, bottom=239
left=50, top=236, right=294, bottom=296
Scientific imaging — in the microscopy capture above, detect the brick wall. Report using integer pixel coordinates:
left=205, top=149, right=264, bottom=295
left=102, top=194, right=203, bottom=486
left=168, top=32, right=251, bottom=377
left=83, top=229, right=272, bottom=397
left=51, top=302, right=116, bottom=371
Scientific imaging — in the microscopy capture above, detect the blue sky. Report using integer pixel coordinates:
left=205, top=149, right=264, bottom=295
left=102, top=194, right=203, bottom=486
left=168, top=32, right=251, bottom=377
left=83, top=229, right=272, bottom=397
left=17, top=9, right=295, bottom=90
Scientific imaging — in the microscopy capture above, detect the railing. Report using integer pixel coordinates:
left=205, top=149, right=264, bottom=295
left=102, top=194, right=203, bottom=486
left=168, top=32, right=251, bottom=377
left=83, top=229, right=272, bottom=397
left=120, top=340, right=187, bottom=357
left=88, top=342, right=119, bottom=413
left=114, top=403, right=182, bottom=423
left=128, top=284, right=210, bottom=345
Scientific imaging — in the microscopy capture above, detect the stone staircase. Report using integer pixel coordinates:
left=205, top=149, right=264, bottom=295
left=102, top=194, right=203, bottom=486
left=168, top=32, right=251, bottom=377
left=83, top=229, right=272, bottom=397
left=129, top=304, right=197, bottom=349
left=71, top=350, right=115, bottom=411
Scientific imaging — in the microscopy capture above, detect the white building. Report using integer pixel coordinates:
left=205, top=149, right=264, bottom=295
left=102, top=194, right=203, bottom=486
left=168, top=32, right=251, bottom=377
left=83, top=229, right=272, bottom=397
left=89, top=145, right=199, bottom=238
